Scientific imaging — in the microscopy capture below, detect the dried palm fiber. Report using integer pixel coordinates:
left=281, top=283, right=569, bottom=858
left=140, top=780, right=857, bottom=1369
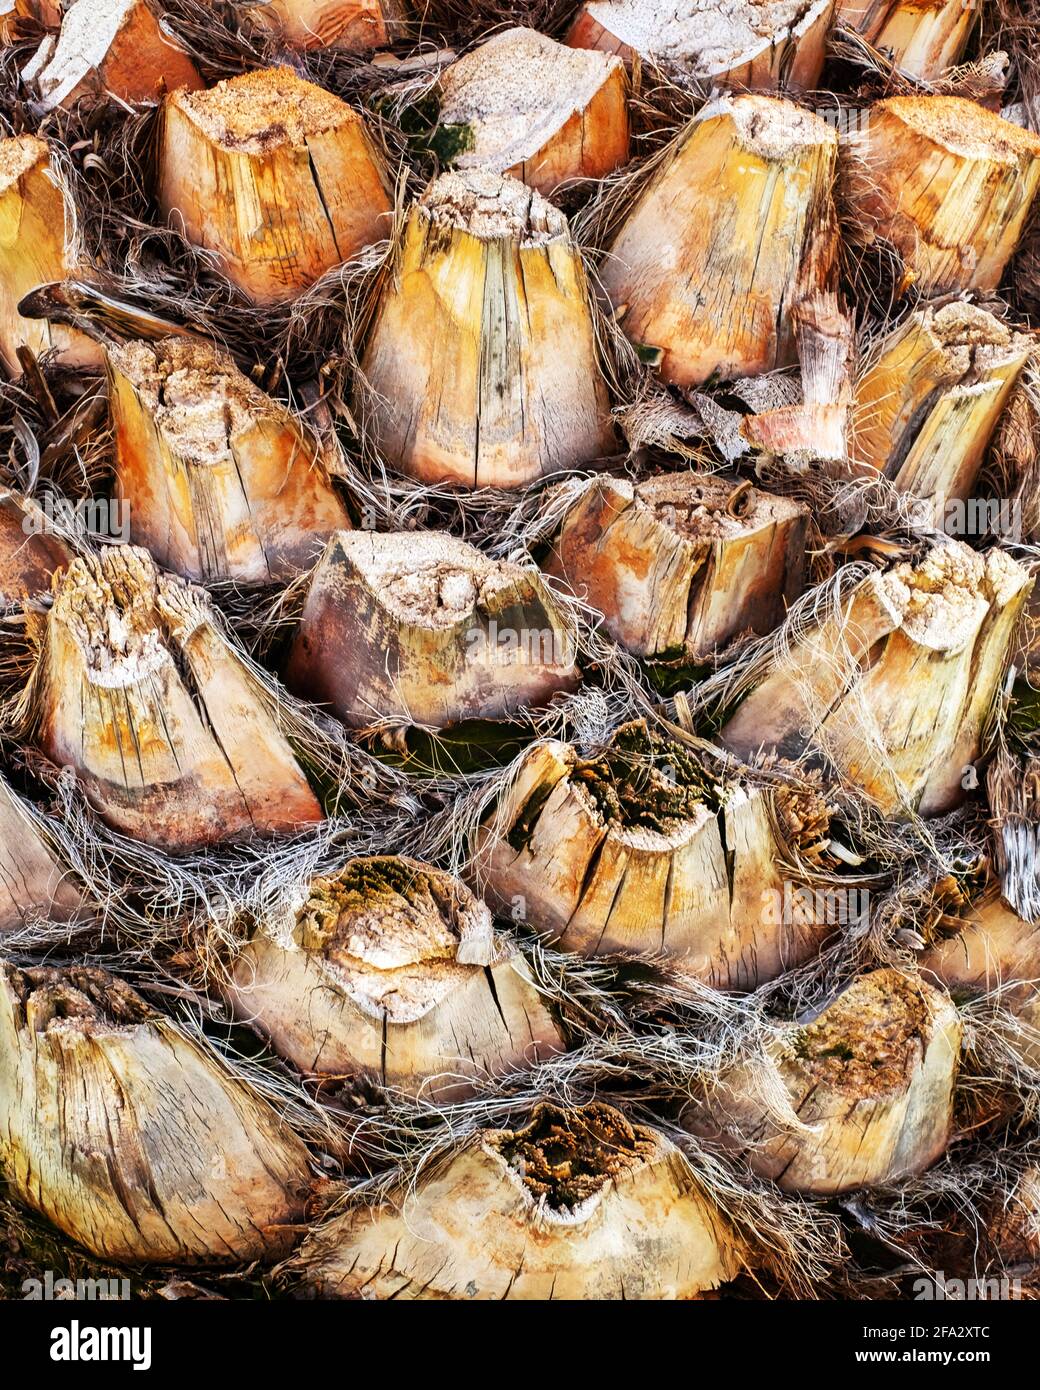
left=296, top=1100, right=747, bottom=1299
left=285, top=529, right=580, bottom=729
left=255, top=0, right=409, bottom=49
left=18, top=545, right=323, bottom=852
left=545, top=471, right=809, bottom=661
left=469, top=718, right=837, bottom=984
left=0, top=135, right=104, bottom=376
left=20, top=0, right=202, bottom=112
left=987, top=745, right=1040, bottom=926
left=0, top=490, right=71, bottom=605
left=226, top=855, right=564, bottom=1099
left=721, top=540, right=1032, bottom=819
left=0, top=773, right=83, bottom=931
left=600, top=93, right=839, bottom=389
left=107, top=335, right=351, bottom=584
left=435, top=27, right=629, bottom=196
left=987, top=1164, right=1040, bottom=1264
left=689, top=969, right=962, bottom=1193
left=157, top=66, right=393, bottom=304
left=357, top=169, right=615, bottom=489
left=920, top=886, right=1040, bottom=1067
left=839, top=95, right=1040, bottom=296
left=834, top=0, right=978, bottom=82
left=0, top=960, right=313, bottom=1263
left=850, top=302, right=1035, bottom=520
left=567, top=0, right=834, bottom=92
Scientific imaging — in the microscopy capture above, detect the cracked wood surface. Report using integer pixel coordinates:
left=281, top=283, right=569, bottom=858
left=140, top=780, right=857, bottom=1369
left=0, top=134, right=104, bottom=375
left=108, top=336, right=351, bottom=583
left=471, top=734, right=832, bottom=987
left=690, top=969, right=961, bottom=1194
left=0, top=774, right=83, bottom=933
left=359, top=169, right=615, bottom=489
left=547, top=471, right=808, bottom=661
left=158, top=67, right=392, bottom=304
left=34, top=546, right=323, bottom=851
left=601, top=93, right=839, bottom=388
left=0, top=962, right=313, bottom=1264
left=298, top=1101, right=744, bottom=1298
left=285, top=529, right=579, bottom=728
left=722, top=541, right=1033, bottom=818
left=840, top=95, right=1040, bottom=296
left=835, top=0, right=977, bottom=81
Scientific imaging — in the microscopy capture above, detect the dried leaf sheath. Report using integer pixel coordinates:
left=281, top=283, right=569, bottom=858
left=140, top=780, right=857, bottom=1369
left=158, top=67, right=392, bottom=305
left=227, top=856, right=564, bottom=1100
left=840, top=96, right=1040, bottom=296
left=23, top=547, right=323, bottom=852
left=297, top=1102, right=745, bottom=1299
left=601, top=94, right=839, bottom=388
left=358, top=170, right=615, bottom=488
left=0, top=135, right=104, bottom=375
left=0, top=775, right=83, bottom=933
left=0, top=962, right=313, bottom=1264
left=108, top=336, right=351, bottom=583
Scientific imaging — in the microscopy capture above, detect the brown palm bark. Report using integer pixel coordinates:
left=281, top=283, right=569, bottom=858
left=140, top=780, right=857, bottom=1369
left=158, top=66, right=392, bottom=304
left=840, top=96, right=1040, bottom=297
left=108, top=336, right=351, bottom=583
left=601, top=94, right=839, bottom=388
left=835, top=0, right=978, bottom=81
left=471, top=720, right=835, bottom=987
left=436, top=26, right=629, bottom=196
left=285, top=529, right=580, bottom=729
left=567, top=0, right=834, bottom=92
left=0, top=489, right=71, bottom=605
left=227, top=855, right=564, bottom=1100
left=0, top=961, right=313, bottom=1263
left=358, top=169, right=615, bottom=488
left=257, top=0, right=407, bottom=49
left=721, top=541, right=1032, bottom=819
left=0, top=135, right=104, bottom=375
left=691, top=969, right=962, bottom=1194
left=22, top=0, right=202, bottom=111
left=298, top=1101, right=746, bottom=1299
left=546, top=471, right=808, bottom=661
left=0, top=774, right=83, bottom=932
left=30, top=546, right=323, bottom=851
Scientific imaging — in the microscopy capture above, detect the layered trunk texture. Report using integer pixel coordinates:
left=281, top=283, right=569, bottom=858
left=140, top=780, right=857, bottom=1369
left=0, top=489, right=71, bottom=604
left=107, top=336, right=350, bottom=583
left=834, top=0, right=977, bottom=81
left=0, top=962, right=313, bottom=1263
left=840, top=96, right=1040, bottom=297
left=358, top=169, right=615, bottom=488
left=436, top=27, right=629, bottom=196
left=285, top=529, right=580, bottom=728
left=257, top=0, right=405, bottom=50
left=158, top=66, right=392, bottom=304
left=601, top=93, right=838, bottom=389
left=546, top=471, right=809, bottom=661
left=471, top=720, right=836, bottom=987
left=851, top=302, right=1035, bottom=519
left=0, top=774, right=83, bottom=932
left=227, top=855, right=564, bottom=1100
left=20, top=0, right=202, bottom=111
left=691, top=969, right=962, bottom=1194
left=0, top=135, right=104, bottom=376
left=921, top=891, right=1040, bottom=1010
left=721, top=541, right=1032, bottom=819
left=298, top=1101, right=745, bottom=1299
left=567, top=0, right=834, bottom=93
left=31, top=546, right=323, bottom=851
